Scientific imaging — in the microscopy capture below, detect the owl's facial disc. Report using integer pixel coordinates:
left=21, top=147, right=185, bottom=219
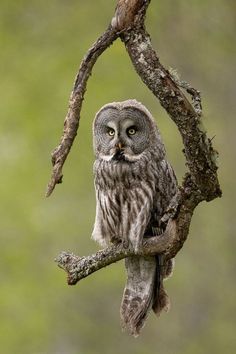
left=94, top=106, right=154, bottom=162
left=103, top=119, right=143, bottom=162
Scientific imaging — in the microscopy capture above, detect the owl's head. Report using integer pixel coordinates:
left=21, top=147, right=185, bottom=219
left=93, top=99, right=165, bottom=162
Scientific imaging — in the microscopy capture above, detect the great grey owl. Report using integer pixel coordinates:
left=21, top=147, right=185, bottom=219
left=92, top=99, right=178, bottom=336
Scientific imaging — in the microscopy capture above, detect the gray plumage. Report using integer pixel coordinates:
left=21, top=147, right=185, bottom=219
left=92, top=99, right=177, bottom=336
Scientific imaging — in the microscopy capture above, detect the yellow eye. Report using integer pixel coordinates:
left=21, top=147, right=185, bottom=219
left=127, top=127, right=136, bottom=136
left=108, top=128, right=115, bottom=136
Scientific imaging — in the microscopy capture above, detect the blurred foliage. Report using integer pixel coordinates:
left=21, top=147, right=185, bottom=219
left=0, top=0, right=235, bottom=353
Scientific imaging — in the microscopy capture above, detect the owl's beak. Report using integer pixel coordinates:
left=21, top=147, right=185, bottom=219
left=113, top=142, right=125, bottom=161
left=116, top=142, right=124, bottom=151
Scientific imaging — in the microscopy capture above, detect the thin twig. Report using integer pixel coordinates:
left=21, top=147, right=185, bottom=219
left=46, top=26, right=119, bottom=197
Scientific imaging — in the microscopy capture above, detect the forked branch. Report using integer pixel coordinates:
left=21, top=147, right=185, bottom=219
left=50, top=0, right=221, bottom=282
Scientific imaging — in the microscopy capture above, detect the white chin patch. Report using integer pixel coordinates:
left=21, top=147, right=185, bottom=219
left=100, top=154, right=113, bottom=161
left=100, top=152, right=143, bottom=162
left=123, top=152, right=143, bottom=161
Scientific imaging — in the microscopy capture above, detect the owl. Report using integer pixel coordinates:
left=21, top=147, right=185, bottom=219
left=92, top=99, right=178, bottom=336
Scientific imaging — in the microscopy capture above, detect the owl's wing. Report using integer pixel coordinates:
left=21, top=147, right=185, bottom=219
left=158, top=159, right=178, bottom=215
left=92, top=189, right=113, bottom=247
left=92, top=193, right=106, bottom=247
left=151, top=159, right=178, bottom=315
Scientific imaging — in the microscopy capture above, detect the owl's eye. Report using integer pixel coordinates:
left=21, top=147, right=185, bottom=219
left=127, top=127, right=136, bottom=136
left=107, top=128, right=115, bottom=136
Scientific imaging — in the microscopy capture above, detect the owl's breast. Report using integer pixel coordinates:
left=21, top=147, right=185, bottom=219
left=93, top=157, right=160, bottom=247
left=94, top=180, right=154, bottom=248
left=95, top=187, right=132, bottom=244
left=94, top=158, right=155, bottom=189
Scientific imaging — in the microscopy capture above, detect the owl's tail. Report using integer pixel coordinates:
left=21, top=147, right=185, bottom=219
left=120, top=255, right=170, bottom=336
left=152, top=255, right=171, bottom=316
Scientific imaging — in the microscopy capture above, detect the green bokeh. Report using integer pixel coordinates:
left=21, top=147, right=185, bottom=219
left=0, top=1, right=235, bottom=353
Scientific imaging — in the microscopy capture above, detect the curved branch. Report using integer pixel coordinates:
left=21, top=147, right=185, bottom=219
left=122, top=27, right=221, bottom=201
left=46, top=26, right=119, bottom=197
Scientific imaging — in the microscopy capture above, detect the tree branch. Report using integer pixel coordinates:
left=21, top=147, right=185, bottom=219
left=46, top=26, right=119, bottom=197
left=56, top=219, right=177, bottom=285
left=121, top=27, right=221, bottom=201
left=48, top=1, right=221, bottom=283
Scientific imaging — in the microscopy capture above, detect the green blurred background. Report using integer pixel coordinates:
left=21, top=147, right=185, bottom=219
left=1, top=0, right=235, bottom=353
